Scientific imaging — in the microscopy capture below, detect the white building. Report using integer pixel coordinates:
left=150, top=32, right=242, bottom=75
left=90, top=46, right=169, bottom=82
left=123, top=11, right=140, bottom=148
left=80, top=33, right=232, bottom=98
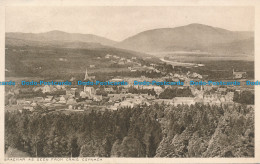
left=173, top=97, right=195, bottom=106
left=84, top=86, right=96, bottom=98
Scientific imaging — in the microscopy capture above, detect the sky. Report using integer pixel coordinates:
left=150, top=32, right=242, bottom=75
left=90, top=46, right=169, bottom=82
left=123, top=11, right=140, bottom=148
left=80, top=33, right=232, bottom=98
left=5, top=6, right=254, bottom=41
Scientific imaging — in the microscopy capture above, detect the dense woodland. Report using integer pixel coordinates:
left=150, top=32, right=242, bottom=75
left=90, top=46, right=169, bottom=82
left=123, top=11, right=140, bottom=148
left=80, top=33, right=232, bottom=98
left=5, top=103, right=254, bottom=157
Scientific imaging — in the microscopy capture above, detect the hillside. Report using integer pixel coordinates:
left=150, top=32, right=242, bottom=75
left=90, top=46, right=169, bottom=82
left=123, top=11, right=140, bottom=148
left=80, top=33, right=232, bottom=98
left=6, top=30, right=117, bottom=46
left=5, top=43, right=153, bottom=79
left=6, top=37, right=109, bottom=49
left=117, top=23, right=254, bottom=55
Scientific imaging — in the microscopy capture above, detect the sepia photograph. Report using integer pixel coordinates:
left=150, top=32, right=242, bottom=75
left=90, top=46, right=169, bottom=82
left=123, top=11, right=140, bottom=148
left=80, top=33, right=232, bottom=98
left=1, top=2, right=259, bottom=163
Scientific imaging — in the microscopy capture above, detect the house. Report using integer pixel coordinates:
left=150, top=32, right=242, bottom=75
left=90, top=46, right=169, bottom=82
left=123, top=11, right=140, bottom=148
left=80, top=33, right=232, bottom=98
left=108, top=94, right=124, bottom=102
left=225, top=92, right=234, bottom=102
left=59, top=96, right=67, bottom=103
left=59, top=58, right=67, bottom=62
left=31, top=102, right=38, bottom=107
left=33, top=87, right=42, bottom=92
left=104, top=87, right=114, bottom=92
left=93, top=95, right=102, bottom=101
left=44, top=96, right=53, bottom=102
left=118, top=60, right=125, bottom=65
left=34, top=97, right=44, bottom=103
left=23, top=106, right=34, bottom=112
left=17, top=99, right=27, bottom=105
left=233, top=69, right=246, bottom=79
left=153, top=99, right=173, bottom=105
left=153, top=86, right=164, bottom=95
left=80, top=91, right=89, bottom=98
left=119, top=100, right=134, bottom=108
left=173, top=97, right=195, bottom=106
left=84, top=86, right=96, bottom=98
left=66, top=88, right=77, bottom=97
left=142, top=86, right=163, bottom=95
left=42, top=85, right=52, bottom=93
left=109, top=103, right=120, bottom=110
left=67, top=98, right=77, bottom=105
left=105, top=54, right=112, bottom=59
left=218, top=87, right=227, bottom=92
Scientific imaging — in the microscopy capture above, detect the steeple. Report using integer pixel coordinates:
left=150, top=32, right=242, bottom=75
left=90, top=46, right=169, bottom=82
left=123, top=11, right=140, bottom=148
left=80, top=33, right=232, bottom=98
left=84, top=68, right=88, bottom=80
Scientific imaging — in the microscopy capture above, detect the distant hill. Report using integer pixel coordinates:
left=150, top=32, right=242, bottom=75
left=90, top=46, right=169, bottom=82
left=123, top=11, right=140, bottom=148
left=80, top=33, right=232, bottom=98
left=117, top=23, right=254, bottom=56
left=6, top=25, right=254, bottom=57
left=6, top=30, right=117, bottom=46
left=6, top=37, right=109, bottom=49
left=5, top=41, right=152, bottom=78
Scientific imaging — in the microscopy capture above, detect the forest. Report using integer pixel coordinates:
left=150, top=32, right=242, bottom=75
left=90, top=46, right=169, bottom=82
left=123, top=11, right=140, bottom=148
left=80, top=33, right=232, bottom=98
left=5, top=103, right=254, bottom=157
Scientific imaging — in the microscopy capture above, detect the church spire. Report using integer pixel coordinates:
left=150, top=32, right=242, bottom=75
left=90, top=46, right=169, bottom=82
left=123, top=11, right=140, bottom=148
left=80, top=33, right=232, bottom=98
left=84, top=68, right=88, bottom=80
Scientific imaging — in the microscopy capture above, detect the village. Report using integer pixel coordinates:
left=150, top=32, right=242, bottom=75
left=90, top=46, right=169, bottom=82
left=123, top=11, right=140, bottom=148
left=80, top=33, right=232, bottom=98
left=4, top=53, right=254, bottom=114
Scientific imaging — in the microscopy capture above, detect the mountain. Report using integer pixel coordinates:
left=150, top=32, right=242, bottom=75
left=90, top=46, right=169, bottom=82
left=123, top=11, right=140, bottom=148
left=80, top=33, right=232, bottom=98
left=6, top=24, right=254, bottom=56
left=117, top=23, right=254, bottom=55
left=5, top=35, right=153, bottom=78
left=6, top=30, right=117, bottom=46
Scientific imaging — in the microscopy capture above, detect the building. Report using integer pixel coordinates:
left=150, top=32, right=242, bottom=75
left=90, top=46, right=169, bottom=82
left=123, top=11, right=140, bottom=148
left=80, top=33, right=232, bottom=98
left=44, top=96, right=53, bottom=102
left=84, top=86, right=96, bottom=98
left=59, top=96, right=67, bottom=103
left=225, top=92, right=234, bottom=102
left=66, top=88, right=77, bottom=97
left=233, top=69, right=246, bottom=79
left=59, top=58, right=68, bottom=62
left=118, top=60, right=125, bottom=65
left=142, top=86, right=164, bottom=95
left=80, top=91, right=89, bottom=98
left=93, top=95, right=103, bottom=101
left=218, top=87, right=227, bottom=92
left=105, top=54, right=112, bottom=59
left=84, top=68, right=95, bottom=80
left=34, top=97, right=44, bottom=103
left=153, top=99, right=173, bottom=105
left=42, top=85, right=52, bottom=93
left=104, top=87, right=114, bottom=92
left=17, top=99, right=27, bottom=105
left=67, top=98, right=77, bottom=105
left=173, top=97, right=195, bottom=106
left=84, top=68, right=89, bottom=80
left=108, top=94, right=125, bottom=102
left=119, top=101, right=134, bottom=108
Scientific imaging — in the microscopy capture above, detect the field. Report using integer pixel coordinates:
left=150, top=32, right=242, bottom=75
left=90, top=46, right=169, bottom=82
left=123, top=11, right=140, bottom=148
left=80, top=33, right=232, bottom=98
left=151, top=52, right=254, bottom=80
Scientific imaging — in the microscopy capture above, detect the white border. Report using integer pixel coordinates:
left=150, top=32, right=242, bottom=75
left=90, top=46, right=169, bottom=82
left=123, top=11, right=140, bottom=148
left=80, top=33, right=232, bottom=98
left=1, top=0, right=260, bottom=163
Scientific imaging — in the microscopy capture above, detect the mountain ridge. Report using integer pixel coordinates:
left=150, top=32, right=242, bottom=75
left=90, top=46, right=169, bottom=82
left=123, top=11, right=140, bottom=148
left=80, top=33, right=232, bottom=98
left=6, top=23, right=254, bottom=56
left=116, top=23, right=254, bottom=55
left=6, top=30, right=117, bottom=46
